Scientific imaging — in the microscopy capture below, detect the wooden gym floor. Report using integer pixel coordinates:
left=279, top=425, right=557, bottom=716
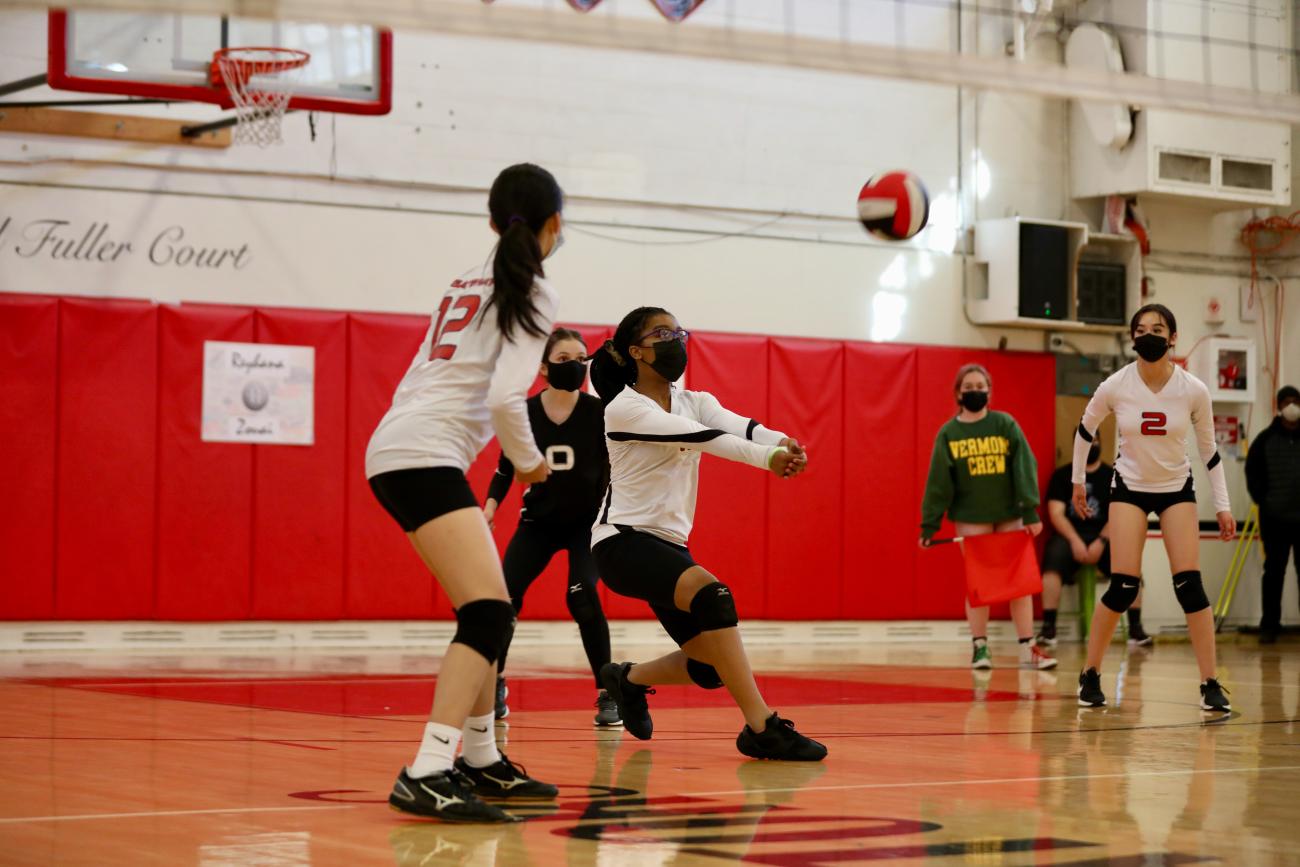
left=2, top=640, right=1298, bottom=866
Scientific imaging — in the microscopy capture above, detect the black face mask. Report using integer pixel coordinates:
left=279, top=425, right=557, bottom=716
left=546, top=359, right=586, bottom=392
left=959, top=390, right=989, bottom=412
left=1133, top=334, right=1169, bottom=362
left=1088, top=444, right=1101, bottom=465
left=645, top=339, right=687, bottom=383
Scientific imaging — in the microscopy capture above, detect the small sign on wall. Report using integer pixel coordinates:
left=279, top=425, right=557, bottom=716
left=1213, top=414, right=1240, bottom=458
left=202, top=341, right=315, bottom=445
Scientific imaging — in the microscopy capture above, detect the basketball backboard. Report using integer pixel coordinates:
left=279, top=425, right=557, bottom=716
left=47, top=9, right=392, bottom=115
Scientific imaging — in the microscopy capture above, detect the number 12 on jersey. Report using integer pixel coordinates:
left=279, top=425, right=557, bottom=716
left=428, top=294, right=482, bottom=361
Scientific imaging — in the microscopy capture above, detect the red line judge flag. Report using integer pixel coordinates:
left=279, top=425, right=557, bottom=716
left=961, top=531, right=1043, bottom=607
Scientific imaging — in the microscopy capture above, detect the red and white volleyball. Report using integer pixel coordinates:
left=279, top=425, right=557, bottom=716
left=856, top=171, right=930, bottom=241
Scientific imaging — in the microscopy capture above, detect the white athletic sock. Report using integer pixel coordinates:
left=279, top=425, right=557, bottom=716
left=461, top=712, right=501, bottom=769
left=408, top=722, right=461, bottom=778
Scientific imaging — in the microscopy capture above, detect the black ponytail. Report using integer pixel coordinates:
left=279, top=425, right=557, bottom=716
left=590, top=306, right=669, bottom=406
left=487, top=163, right=563, bottom=342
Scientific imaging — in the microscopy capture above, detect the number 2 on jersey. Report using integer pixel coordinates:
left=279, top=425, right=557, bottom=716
left=428, top=295, right=482, bottom=361
left=1140, top=412, right=1167, bottom=436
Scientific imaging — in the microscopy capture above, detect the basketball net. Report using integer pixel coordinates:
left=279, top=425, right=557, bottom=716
left=212, top=48, right=310, bottom=147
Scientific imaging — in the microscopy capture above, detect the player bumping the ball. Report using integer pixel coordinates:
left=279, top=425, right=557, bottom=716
left=588, top=307, right=827, bottom=762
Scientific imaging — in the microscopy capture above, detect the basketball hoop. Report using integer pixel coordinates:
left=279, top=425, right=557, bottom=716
left=211, top=47, right=310, bottom=147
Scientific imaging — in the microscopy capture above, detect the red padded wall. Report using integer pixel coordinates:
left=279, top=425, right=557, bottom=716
left=250, top=309, right=347, bottom=619
left=155, top=305, right=255, bottom=620
left=688, top=332, right=771, bottom=619
left=55, top=299, right=158, bottom=619
left=0, top=295, right=59, bottom=618
left=764, top=339, right=845, bottom=619
left=0, top=292, right=1062, bottom=623
left=345, top=311, right=442, bottom=619
left=842, top=344, right=919, bottom=619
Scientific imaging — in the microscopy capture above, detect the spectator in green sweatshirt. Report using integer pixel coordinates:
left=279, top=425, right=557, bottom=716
left=920, top=363, right=1051, bottom=672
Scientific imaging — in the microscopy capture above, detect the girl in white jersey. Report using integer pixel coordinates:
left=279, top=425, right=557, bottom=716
left=1072, top=304, right=1235, bottom=713
left=366, top=164, right=563, bottom=822
left=588, top=307, right=827, bottom=762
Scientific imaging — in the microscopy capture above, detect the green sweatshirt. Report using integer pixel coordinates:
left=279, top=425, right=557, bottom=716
left=920, top=410, right=1041, bottom=540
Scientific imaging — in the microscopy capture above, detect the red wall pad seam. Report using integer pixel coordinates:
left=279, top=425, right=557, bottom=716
left=250, top=309, right=348, bottom=620
left=344, top=312, right=441, bottom=619
left=155, top=305, right=257, bottom=620
left=0, top=295, right=59, bottom=618
left=685, top=332, right=772, bottom=620
left=765, top=338, right=846, bottom=620
left=842, top=344, right=920, bottom=619
left=54, top=298, right=159, bottom=618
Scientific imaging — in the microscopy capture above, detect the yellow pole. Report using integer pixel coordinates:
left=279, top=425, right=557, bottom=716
left=1215, top=504, right=1260, bottom=631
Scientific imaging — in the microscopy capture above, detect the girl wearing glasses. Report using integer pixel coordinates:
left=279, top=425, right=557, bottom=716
left=587, top=307, right=827, bottom=762
left=483, top=327, right=619, bottom=727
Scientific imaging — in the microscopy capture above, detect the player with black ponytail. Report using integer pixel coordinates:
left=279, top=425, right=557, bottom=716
left=365, top=163, right=566, bottom=822
left=486, top=163, right=563, bottom=342
left=587, top=306, right=827, bottom=762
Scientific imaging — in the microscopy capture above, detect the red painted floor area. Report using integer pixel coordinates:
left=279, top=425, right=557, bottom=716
left=37, top=672, right=1031, bottom=716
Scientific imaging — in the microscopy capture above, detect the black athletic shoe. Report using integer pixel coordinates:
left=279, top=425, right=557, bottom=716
left=599, top=662, right=654, bottom=740
left=388, top=767, right=517, bottom=823
left=1077, top=667, right=1106, bottom=707
left=1260, top=629, right=1279, bottom=646
left=736, top=713, right=827, bottom=761
left=494, top=677, right=509, bottom=720
left=1127, top=625, right=1155, bottom=648
left=593, top=689, right=622, bottom=727
left=1200, top=678, right=1231, bottom=712
left=453, top=755, right=558, bottom=800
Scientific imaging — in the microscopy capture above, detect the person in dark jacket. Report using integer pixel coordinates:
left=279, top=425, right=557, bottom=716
left=1246, top=385, right=1300, bottom=644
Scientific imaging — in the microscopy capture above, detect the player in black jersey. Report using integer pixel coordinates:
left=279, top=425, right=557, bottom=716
left=483, top=328, right=619, bottom=727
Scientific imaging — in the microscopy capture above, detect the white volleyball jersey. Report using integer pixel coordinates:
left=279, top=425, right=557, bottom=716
left=1072, top=362, right=1230, bottom=513
left=591, top=385, right=787, bottom=548
left=365, top=267, right=557, bottom=478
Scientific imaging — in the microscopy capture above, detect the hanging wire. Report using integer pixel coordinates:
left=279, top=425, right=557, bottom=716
left=565, top=213, right=789, bottom=246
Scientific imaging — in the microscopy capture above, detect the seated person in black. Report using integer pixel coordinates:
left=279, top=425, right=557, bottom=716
left=1039, top=437, right=1151, bottom=647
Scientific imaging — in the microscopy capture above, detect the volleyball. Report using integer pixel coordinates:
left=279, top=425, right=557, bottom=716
left=856, top=171, right=930, bottom=241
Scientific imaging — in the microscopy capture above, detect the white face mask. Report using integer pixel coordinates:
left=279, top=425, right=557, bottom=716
left=1283, top=403, right=1300, bottom=422
left=545, top=226, right=564, bottom=259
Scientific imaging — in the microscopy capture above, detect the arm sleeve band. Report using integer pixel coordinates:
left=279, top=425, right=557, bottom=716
left=604, top=394, right=777, bottom=470
left=1190, top=385, right=1231, bottom=513
left=486, top=450, right=515, bottom=504
left=1072, top=380, right=1112, bottom=485
left=693, top=391, right=787, bottom=445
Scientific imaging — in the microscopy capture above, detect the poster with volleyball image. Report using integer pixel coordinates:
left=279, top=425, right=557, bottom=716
left=201, top=341, right=315, bottom=445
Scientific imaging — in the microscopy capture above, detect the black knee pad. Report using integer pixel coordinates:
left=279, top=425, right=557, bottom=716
left=452, top=599, right=516, bottom=664
left=1101, top=573, right=1141, bottom=613
left=689, top=582, right=738, bottom=631
left=1173, top=570, right=1210, bottom=613
left=565, top=580, right=602, bottom=624
left=686, top=658, right=724, bottom=689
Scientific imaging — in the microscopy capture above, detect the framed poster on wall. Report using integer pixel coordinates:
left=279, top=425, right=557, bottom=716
left=201, top=340, right=315, bottom=445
